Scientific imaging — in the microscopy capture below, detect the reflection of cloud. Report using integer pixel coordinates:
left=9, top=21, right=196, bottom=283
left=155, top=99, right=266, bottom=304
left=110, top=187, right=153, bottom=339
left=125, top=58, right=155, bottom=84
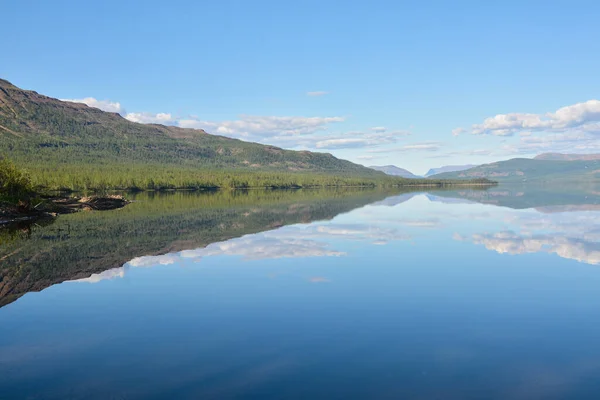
left=425, top=194, right=476, bottom=205
left=312, top=224, right=410, bottom=242
left=470, top=231, right=600, bottom=265
left=113, top=222, right=411, bottom=270
left=453, top=233, right=467, bottom=241
left=399, top=218, right=442, bottom=228
left=536, top=205, right=600, bottom=213
left=71, top=267, right=127, bottom=283
left=179, top=236, right=344, bottom=261
left=505, top=359, right=600, bottom=400
left=309, top=277, right=330, bottom=283
left=129, top=254, right=180, bottom=267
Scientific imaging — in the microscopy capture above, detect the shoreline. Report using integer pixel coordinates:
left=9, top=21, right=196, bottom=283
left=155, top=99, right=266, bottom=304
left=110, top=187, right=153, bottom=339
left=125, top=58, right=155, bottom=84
left=41, top=181, right=497, bottom=194
left=0, top=182, right=496, bottom=227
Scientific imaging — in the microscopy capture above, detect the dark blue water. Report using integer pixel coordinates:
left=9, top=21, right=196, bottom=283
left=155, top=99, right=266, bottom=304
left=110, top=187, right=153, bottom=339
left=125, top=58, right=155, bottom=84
left=1, top=191, right=600, bottom=399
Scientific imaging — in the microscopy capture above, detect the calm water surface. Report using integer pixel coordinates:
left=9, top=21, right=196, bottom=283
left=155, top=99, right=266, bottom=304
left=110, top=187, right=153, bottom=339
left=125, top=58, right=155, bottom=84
left=1, top=187, right=599, bottom=399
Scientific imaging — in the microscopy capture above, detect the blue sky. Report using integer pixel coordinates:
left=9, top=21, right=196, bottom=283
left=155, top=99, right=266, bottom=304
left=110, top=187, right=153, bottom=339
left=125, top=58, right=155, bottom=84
left=2, top=0, right=600, bottom=174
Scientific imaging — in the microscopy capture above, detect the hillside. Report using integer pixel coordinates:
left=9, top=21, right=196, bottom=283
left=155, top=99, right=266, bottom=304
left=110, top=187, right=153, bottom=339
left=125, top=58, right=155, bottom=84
left=534, top=153, right=600, bottom=161
left=0, top=79, right=390, bottom=189
left=369, top=165, right=421, bottom=178
left=425, top=164, right=476, bottom=177
left=429, top=158, right=600, bottom=182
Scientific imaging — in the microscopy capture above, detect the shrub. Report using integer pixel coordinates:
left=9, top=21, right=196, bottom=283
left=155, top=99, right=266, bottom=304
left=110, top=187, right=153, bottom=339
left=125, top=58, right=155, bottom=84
left=0, top=158, right=33, bottom=201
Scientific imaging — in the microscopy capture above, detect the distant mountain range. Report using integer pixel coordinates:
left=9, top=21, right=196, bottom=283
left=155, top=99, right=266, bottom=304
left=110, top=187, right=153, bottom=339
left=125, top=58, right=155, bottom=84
left=369, top=164, right=478, bottom=179
left=368, top=165, right=421, bottom=179
left=429, top=156, right=600, bottom=182
left=534, top=153, right=600, bottom=161
left=425, top=165, right=476, bottom=177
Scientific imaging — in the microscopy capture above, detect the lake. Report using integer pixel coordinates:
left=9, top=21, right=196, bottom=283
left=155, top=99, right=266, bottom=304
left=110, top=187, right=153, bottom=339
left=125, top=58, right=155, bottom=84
left=1, top=186, right=599, bottom=399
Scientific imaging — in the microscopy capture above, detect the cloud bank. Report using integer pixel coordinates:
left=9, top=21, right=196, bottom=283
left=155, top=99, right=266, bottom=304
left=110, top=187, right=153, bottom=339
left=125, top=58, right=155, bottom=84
left=459, top=99, right=600, bottom=137
left=61, top=97, right=124, bottom=114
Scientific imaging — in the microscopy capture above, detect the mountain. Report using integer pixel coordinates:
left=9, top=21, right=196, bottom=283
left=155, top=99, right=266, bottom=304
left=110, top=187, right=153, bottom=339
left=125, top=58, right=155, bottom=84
left=429, top=158, right=600, bottom=182
left=369, top=165, right=421, bottom=178
left=0, top=78, right=386, bottom=189
left=534, top=153, right=600, bottom=161
left=425, top=164, right=476, bottom=177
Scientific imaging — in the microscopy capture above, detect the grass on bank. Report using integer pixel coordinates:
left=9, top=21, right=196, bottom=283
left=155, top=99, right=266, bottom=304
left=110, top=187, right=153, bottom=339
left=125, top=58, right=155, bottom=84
left=0, top=158, right=34, bottom=203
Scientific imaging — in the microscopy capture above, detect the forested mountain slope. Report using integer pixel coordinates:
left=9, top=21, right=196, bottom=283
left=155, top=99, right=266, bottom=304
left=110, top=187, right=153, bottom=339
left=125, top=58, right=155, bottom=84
left=429, top=158, right=600, bottom=182
left=0, top=79, right=385, bottom=188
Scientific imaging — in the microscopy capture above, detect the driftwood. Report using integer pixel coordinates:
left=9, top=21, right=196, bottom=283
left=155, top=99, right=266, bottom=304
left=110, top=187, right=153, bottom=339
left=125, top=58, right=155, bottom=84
left=51, top=195, right=130, bottom=212
left=0, top=195, right=130, bottom=226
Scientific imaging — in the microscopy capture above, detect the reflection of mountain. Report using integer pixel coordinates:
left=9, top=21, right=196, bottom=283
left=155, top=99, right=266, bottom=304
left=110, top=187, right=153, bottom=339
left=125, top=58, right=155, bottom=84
left=535, top=205, right=600, bottom=214
left=0, top=189, right=403, bottom=308
left=425, top=164, right=476, bottom=177
left=370, top=193, right=420, bottom=207
left=369, top=165, right=421, bottom=179
left=428, top=184, right=600, bottom=210
left=424, top=194, right=475, bottom=205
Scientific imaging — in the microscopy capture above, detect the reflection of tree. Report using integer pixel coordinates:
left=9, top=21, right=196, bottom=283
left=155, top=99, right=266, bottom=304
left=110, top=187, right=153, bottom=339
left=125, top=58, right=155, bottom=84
left=0, top=189, right=401, bottom=308
left=429, top=185, right=600, bottom=210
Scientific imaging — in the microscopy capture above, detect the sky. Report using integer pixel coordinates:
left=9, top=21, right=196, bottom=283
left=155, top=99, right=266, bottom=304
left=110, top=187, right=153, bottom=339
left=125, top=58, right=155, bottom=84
left=2, top=0, right=600, bottom=175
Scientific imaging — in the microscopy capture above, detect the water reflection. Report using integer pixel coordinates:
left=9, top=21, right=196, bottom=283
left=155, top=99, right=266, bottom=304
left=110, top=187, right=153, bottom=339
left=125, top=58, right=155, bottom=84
left=124, top=223, right=411, bottom=270
left=454, top=209, right=600, bottom=265
left=1, top=186, right=600, bottom=399
left=0, top=188, right=403, bottom=306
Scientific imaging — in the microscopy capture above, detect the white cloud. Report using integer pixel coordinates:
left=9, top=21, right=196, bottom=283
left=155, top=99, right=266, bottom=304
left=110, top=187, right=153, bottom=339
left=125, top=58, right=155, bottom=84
left=307, top=91, right=329, bottom=96
left=402, top=143, right=441, bottom=151
left=61, top=97, right=124, bottom=114
left=125, top=112, right=174, bottom=124
left=469, top=99, right=600, bottom=136
left=58, top=94, right=415, bottom=151
left=497, top=131, right=600, bottom=156
left=368, top=142, right=441, bottom=154
left=427, top=148, right=494, bottom=159
left=357, top=155, right=375, bottom=160
left=315, top=138, right=368, bottom=149
left=264, top=129, right=410, bottom=150
left=452, top=127, right=465, bottom=137
left=177, top=115, right=345, bottom=138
